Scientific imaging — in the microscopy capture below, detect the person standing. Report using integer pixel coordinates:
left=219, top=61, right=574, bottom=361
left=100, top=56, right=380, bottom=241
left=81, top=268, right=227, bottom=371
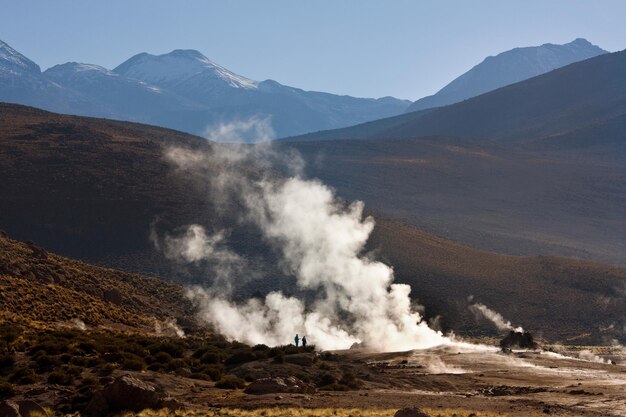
left=302, top=335, right=307, bottom=349
left=294, top=334, right=300, bottom=348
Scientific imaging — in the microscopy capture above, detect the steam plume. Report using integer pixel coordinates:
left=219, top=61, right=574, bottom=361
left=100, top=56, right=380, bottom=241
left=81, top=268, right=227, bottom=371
left=469, top=302, right=524, bottom=333
left=202, top=115, right=275, bottom=143
left=71, top=318, right=86, bottom=331
left=160, top=139, right=448, bottom=351
left=154, top=318, right=185, bottom=338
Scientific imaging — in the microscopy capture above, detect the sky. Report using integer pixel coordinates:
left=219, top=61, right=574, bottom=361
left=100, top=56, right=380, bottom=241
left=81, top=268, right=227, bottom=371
left=2, top=0, right=626, bottom=100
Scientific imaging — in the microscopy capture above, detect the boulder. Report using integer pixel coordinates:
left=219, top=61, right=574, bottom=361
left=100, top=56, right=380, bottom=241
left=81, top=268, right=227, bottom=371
left=500, top=331, right=538, bottom=351
left=83, top=392, right=108, bottom=417
left=25, top=241, right=48, bottom=260
left=85, top=375, right=165, bottom=416
left=394, top=407, right=431, bottom=417
left=103, top=288, right=122, bottom=305
left=0, top=401, right=19, bottom=417
left=244, top=377, right=316, bottom=395
left=15, top=400, right=47, bottom=417
left=284, top=354, right=315, bottom=366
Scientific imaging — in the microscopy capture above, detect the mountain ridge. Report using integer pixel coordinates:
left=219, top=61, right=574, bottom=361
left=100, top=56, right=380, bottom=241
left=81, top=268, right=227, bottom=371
left=0, top=40, right=410, bottom=139
left=285, top=48, right=626, bottom=148
left=407, top=38, right=607, bottom=112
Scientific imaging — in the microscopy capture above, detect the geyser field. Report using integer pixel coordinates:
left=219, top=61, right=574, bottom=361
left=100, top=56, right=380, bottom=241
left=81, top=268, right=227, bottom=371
left=1, top=110, right=625, bottom=417
left=144, top=139, right=626, bottom=416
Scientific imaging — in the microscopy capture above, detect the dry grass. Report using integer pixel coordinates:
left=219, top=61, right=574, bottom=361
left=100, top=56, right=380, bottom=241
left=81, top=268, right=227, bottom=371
left=0, top=234, right=193, bottom=330
left=120, top=409, right=553, bottom=417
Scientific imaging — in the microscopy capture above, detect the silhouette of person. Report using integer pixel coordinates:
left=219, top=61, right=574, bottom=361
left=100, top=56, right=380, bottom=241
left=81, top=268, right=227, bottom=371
left=302, top=335, right=307, bottom=348
left=294, top=334, right=300, bottom=348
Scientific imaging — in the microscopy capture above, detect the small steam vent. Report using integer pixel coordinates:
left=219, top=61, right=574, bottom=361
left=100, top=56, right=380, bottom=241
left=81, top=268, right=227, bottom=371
left=500, top=330, right=538, bottom=351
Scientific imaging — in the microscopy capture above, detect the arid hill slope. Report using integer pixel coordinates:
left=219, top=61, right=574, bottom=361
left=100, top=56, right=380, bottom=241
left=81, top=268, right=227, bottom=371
left=0, top=231, right=192, bottom=330
left=369, top=218, right=626, bottom=342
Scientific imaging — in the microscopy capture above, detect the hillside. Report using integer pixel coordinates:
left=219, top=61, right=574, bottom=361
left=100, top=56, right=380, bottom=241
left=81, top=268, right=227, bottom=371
left=1, top=103, right=625, bottom=343
left=369, top=218, right=626, bottom=342
left=0, top=40, right=409, bottom=139
left=286, top=136, right=626, bottom=266
left=0, top=231, right=192, bottom=330
left=407, top=38, right=606, bottom=112
left=286, top=48, right=626, bottom=147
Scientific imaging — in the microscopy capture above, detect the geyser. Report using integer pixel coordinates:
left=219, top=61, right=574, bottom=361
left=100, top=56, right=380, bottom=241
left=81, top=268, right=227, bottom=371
left=158, top=142, right=449, bottom=352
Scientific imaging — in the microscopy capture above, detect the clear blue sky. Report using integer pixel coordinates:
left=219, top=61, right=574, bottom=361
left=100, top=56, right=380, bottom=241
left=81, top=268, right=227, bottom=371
left=2, top=0, right=625, bottom=100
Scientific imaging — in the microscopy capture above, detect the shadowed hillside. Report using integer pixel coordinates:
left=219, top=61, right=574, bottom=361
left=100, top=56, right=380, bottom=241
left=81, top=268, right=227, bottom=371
left=369, top=218, right=626, bottom=342
left=286, top=137, right=626, bottom=265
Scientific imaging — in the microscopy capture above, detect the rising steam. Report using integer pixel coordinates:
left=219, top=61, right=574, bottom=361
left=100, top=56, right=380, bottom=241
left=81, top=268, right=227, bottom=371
left=154, top=318, right=186, bottom=338
left=202, top=115, right=275, bottom=143
left=157, top=137, right=449, bottom=351
left=469, top=302, right=524, bottom=333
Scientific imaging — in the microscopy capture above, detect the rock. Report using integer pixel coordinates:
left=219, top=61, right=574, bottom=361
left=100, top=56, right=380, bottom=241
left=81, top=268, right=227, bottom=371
left=103, top=288, right=122, bottom=305
left=0, top=401, right=19, bottom=417
left=25, top=241, right=48, bottom=260
left=175, top=367, right=192, bottom=378
left=244, top=377, right=316, bottom=395
left=16, top=400, right=47, bottom=417
left=23, top=388, right=47, bottom=397
left=500, top=331, right=538, bottom=351
left=161, top=397, right=183, bottom=410
left=85, top=375, right=165, bottom=416
left=394, top=407, right=431, bottom=417
left=284, top=353, right=315, bottom=366
left=83, top=392, right=109, bottom=417
left=103, top=375, right=164, bottom=411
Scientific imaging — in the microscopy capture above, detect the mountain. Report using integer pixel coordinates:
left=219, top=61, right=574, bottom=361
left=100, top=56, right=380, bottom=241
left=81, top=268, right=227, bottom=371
left=286, top=48, right=626, bottom=148
left=0, top=40, right=410, bottom=139
left=113, top=49, right=258, bottom=92
left=0, top=40, right=105, bottom=116
left=112, top=49, right=410, bottom=138
left=43, top=62, right=205, bottom=124
left=407, top=38, right=607, bottom=112
left=0, top=103, right=624, bottom=342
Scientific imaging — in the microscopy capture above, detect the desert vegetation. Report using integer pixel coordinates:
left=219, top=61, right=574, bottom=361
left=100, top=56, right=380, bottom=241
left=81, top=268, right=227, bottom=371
left=0, top=232, right=193, bottom=330
left=119, top=408, right=557, bottom=417
left=0, top=321, right=369, bottom=414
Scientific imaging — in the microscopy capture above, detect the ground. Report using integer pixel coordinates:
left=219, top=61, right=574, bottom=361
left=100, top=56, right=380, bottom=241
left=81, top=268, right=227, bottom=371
left=9, top=341, right=624, bottom=417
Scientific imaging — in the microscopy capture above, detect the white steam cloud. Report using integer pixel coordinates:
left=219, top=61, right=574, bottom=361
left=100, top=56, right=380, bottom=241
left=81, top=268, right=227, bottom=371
left=160, top=140, right=449, bottom=352
left=154, top=318, right=185, bottom=338
left=202, top=115, right=275, bottom=143
left=151, top=224, right=246, bottom=289
left=185, top=176, right=447, bottom=351
left=469, top=302, right=524, bottom=333
left=71, top=318, right=86, bottom=331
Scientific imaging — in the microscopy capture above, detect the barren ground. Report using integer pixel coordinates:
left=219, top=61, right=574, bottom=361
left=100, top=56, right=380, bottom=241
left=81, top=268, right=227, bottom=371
left=15, top=344, right=625, bottom=417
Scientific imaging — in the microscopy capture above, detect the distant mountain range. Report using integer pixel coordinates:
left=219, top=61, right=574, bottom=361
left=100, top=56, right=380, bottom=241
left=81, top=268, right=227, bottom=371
left=288, top=48, right=626, bottom=148
left=0, top=40, right=410, bottom=139
left=407, top=38, right=607, bottom=112
left=1, top=39, right=607, bottom=140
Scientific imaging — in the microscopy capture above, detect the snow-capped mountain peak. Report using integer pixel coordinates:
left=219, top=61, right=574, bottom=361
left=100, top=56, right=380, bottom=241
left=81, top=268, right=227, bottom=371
left=113, top=49, right=257, bottom=89
left=0, top=40, right=41, bottom=75
left=45, top=62, right=117, bottom=78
